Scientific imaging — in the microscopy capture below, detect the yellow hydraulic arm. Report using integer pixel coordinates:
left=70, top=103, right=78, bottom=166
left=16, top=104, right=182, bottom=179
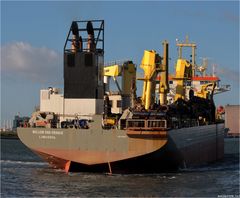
left=103, top=65, right=121, bottom=77
left=196, top=82, right=216, bottom=99
left=139, top=41, right=169, bottom=110
left=103, top=62, right=136, bottom=95
left=140, top=50, right=159, bottom=110
left=103, top=65, right=122, bottom=92
left=173, top=59, right=192, bottom=101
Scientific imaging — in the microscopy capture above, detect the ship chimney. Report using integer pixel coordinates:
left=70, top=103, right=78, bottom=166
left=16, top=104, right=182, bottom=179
left=71, top=21, right=82, bottom=52
left=64, top=20, right=104, bottom=101
left=86, top=21, right=95, bottom=52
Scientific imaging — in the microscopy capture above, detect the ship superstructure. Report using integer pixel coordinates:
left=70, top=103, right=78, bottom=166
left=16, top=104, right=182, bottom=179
left=18, top=20, right=225, bottom=173
left=156, top=36, right=230, bottom=104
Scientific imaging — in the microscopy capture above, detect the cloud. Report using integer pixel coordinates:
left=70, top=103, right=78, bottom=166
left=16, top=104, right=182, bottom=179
left=222, top=11, right=239, bottom=24
left=1, top=42, right=63, bottom=85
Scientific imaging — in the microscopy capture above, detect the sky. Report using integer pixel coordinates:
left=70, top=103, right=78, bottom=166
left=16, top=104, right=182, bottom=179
left=1, top=1, right=239, bottom=125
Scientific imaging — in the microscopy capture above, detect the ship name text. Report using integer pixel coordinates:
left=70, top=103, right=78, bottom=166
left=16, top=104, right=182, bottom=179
left=32, top=130, right=63, bottom=140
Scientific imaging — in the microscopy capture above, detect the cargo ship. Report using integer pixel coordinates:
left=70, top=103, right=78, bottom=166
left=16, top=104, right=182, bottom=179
left=18, top=20, right=226, bottom=173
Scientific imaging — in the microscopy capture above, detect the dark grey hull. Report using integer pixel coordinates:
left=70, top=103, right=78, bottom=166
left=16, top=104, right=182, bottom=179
left=70, top=124, right=224, bottom=173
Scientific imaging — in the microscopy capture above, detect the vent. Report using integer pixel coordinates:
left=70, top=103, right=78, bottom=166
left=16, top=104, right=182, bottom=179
left=85, top=53, right=93, bottom=67
left=67, top=53, right=75, bottom=67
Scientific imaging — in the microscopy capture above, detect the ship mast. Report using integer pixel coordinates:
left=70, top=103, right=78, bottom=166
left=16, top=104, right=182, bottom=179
left=176, top=36, right=197, bottom=77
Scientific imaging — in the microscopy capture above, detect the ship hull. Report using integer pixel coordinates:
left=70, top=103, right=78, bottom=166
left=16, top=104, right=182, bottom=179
left=17, top=123, right=224, bottom=173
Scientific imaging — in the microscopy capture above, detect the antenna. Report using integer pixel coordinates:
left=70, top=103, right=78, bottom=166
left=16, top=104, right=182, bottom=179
left=212, top=63, right=217, bottom=77
left=176, top=36, right=197, bottom=76
left=198, top=57, right=208, bottom=76
left=185, top=35, right=189, bottom=44
left=198, top=57, right=213, bottom=76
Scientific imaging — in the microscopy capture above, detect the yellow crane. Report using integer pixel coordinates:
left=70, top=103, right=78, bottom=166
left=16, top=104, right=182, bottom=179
left=173, top=59, right=192, bottom=101
left=103, top=41, right=169, bottom=111
left=139, top=41, right=169, bottom=110
left=102, top=62, right=136, bottom=128
left=140, top=50, right=159, bottom=110
left=196, top=82, right=216, bottom=99
left=103, top=62, right=136, bottom=95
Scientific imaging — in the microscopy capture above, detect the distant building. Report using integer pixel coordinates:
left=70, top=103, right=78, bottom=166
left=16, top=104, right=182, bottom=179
left=225, top=105, right=240, bottom=137
left=12, top=115, right=30, bottom=132
left=0, top=120, right=13, bottom=132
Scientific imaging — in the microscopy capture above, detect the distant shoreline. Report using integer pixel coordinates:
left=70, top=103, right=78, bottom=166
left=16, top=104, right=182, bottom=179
left=0, top=131, right=19, bottom=139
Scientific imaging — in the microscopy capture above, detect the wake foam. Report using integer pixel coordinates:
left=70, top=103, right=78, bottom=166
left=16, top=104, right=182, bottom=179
left=1, top=160, right=47, bottom=166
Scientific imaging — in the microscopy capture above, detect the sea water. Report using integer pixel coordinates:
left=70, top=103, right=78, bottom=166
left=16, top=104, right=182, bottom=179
left=1, top=139, right=239, bottom=197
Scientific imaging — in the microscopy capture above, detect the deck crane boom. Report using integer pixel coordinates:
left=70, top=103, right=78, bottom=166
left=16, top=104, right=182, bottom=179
left=139, top=41, right=169, bottom=110
left=173, top=59, right=192, bottom=101
left=140, top=50, right=160, bottom=110
left=196, top=82, right=216, bottom=100
left=103, top=61, right=136, bottom=95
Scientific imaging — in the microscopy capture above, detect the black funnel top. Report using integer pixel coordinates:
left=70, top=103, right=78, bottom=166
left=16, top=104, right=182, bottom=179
left=71, top=21, right=79, bottom=36
left=86, top=21, right=94, bottom=36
